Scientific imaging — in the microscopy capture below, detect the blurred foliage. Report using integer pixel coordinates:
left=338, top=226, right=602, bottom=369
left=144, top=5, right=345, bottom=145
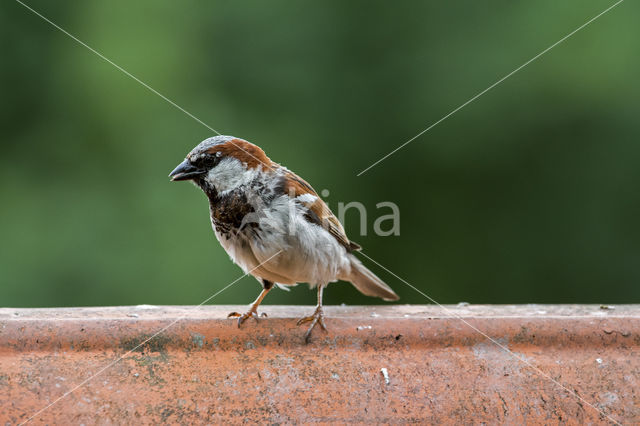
left=1, top=0, right=638, bottom=307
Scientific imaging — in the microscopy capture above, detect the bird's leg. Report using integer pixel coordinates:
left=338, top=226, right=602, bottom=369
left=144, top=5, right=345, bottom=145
left=296, top=285, right=327, bottom=343
left=228, top=280, right=273, bottom=327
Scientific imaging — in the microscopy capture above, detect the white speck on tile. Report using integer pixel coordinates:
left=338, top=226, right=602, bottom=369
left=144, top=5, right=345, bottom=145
left=596, top=358, right=603, bottom=364
left=370, top=312, right=380, bottom=318
left=127, top=313, right=139, bottom=318
left=381, top=368, right=390, bottom=385
left=357, top=325, right=372, bottom=331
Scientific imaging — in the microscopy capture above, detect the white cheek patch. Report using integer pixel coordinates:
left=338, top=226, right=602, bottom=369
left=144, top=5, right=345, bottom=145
left=205, top=157, right=262, bottom=194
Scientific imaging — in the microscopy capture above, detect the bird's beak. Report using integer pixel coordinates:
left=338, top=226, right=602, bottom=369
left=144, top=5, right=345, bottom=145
left=169, top=160, right=206, bottom=181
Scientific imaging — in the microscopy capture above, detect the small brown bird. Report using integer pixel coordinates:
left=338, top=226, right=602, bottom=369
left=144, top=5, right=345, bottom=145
left=169, top=136, right=398, bottom=341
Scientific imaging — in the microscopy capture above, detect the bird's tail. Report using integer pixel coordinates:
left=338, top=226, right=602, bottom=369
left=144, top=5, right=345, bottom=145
left=345, top=255, right=399, bottom=301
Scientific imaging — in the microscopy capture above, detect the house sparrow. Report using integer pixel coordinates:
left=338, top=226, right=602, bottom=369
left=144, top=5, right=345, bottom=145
left=169, top=136, right=398, bottom=341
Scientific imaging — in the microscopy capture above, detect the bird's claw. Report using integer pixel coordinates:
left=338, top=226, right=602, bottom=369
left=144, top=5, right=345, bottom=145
left=297, top=306, right=327, bottom=343
left=227, top=309, right=265, bottom=327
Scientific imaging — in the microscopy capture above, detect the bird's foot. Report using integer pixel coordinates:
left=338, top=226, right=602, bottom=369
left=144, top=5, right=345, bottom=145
left=296, top=305, right=327, bottom=343
left=227, top=307, right=267, bottom=327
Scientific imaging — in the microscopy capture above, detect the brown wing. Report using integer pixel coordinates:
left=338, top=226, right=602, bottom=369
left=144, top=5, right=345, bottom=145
left=283, top=170, right=361, bottom=252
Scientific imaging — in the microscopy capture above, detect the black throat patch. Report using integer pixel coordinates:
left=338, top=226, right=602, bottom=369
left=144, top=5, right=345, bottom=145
left=207, top=189, right=257, bottom=237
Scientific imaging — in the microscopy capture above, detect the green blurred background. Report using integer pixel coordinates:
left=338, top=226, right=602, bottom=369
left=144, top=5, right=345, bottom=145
left=1, top=1, right=638, bottom=308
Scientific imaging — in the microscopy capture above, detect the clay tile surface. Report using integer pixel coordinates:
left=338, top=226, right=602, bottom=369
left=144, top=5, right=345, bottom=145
left=1, top=305, right=638, bottom=424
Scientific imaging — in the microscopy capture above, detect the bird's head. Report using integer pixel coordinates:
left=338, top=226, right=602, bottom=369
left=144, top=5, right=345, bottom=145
left=169, top=135, right=273, bottom=195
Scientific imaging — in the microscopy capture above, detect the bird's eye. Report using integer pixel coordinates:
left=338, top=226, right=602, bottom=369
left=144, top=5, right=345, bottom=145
left=200, top=154, right=218, bottom=169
